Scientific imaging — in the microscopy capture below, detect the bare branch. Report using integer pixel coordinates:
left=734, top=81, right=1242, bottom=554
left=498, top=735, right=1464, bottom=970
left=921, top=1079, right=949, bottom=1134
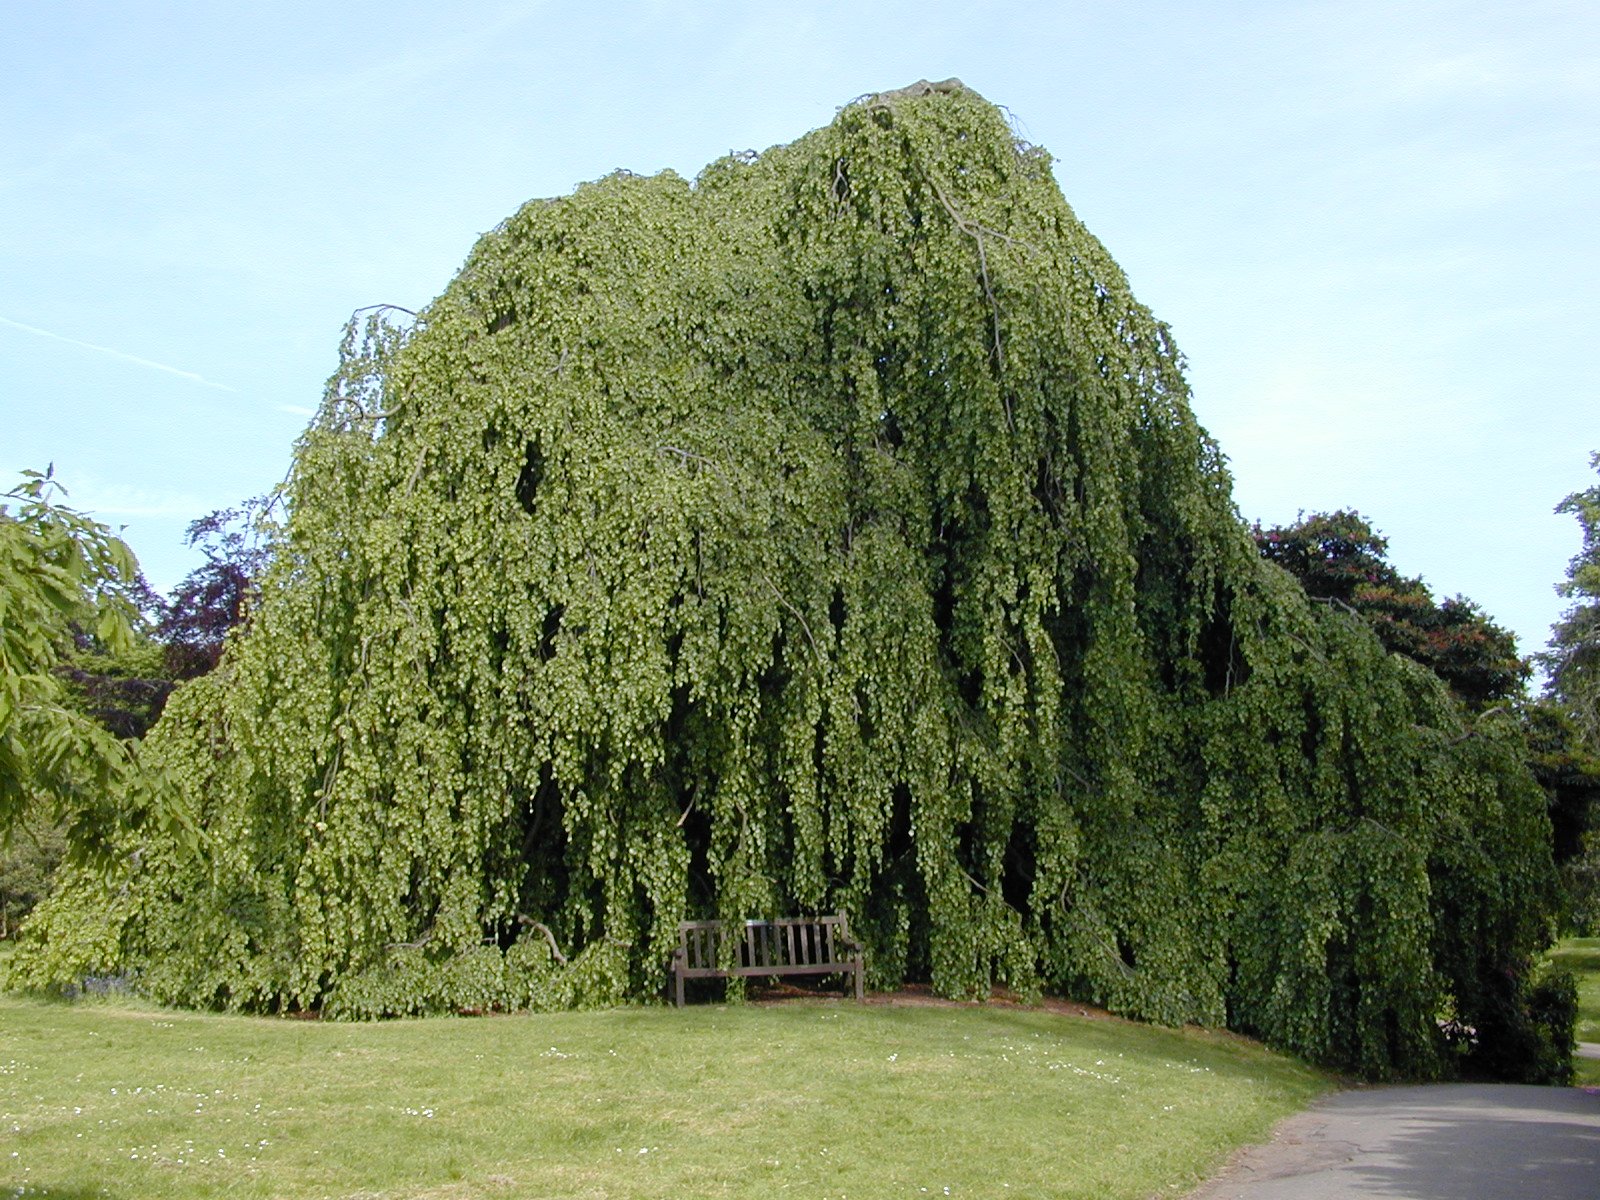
left=925, top=175, right=1032, bottom=430
left=386, top=926, right=433, bottom=950
left=1307, top=595, right=1364, bottom=620
left=759, top=572, right=825, bottom=672
left=517, top=915, right=570, bottom=965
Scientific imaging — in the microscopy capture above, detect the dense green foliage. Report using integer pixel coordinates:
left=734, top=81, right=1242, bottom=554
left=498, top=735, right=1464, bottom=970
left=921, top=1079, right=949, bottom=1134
left=14, top=84, right=1560, bottom=1079
left=1253, top=509, right=1600, bottom=934
left=0, top=807, right=64, bottom=938
left=1467, top=964, right=1577, bottom=1085
left=1523, top=703, right=1600, bottom=865
left=1254, top=510, right=1527, bottom=709
left=0, top=482, right=241, bottom=935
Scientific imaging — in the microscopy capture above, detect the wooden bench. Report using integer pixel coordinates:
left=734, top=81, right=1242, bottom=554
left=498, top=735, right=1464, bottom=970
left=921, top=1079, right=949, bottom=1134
left=672, top=913, right=865, bottom=1006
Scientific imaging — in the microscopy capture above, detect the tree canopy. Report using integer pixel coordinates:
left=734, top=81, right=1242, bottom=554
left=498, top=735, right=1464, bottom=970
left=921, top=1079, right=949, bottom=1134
left=14, top=83, right=1563, bottom=1079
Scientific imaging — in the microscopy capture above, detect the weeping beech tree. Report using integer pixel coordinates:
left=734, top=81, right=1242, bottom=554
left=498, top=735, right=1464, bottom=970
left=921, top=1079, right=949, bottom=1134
left=17, top=82, right=1559, bottom=1078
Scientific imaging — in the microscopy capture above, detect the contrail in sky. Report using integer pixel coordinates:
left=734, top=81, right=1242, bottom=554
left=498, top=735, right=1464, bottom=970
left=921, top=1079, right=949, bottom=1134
left=0, top=314, right=239, bottom=393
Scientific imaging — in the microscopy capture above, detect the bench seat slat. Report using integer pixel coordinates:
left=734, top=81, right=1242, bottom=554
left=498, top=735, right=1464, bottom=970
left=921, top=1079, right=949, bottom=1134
left=677, top=962, right=850, bottom=979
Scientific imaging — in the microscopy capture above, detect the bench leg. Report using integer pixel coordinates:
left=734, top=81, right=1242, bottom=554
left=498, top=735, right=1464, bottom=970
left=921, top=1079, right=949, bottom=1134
left=675, top=969, right=685, bottom=1008
left=854, top=956, right=864, bottom=1002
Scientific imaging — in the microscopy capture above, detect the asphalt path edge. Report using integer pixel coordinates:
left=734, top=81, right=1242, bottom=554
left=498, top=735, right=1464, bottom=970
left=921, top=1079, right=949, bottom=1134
left=1183, top=1083, right=1600, bottom=1199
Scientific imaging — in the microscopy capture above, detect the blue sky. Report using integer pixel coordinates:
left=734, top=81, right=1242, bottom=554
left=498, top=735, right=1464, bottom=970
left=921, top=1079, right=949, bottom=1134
left=4, top=0, right=1596, bottom=669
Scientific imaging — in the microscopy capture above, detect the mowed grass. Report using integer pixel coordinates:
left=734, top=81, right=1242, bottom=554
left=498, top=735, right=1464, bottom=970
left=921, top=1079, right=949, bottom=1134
left=1548, top=936, right=1600, bottom=1087
left=0, top=982, right=1329, bottom=1200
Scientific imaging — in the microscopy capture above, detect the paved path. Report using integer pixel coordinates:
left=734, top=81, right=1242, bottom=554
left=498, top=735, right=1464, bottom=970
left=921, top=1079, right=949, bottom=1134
left=1187, top=1084, right=1600, bottom=1199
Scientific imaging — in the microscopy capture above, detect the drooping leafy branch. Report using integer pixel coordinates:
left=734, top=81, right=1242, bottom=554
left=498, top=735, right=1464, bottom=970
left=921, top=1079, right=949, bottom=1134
left=15, top=84, right=1561, bottom=1079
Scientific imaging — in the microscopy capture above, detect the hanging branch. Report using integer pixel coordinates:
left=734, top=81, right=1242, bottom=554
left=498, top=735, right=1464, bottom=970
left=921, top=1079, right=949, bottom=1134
left=759, top=572, right=826, bottom=672
left=517, top=915, right=570, bottom=965
left=387, top=927, right=434, bottom=951
left=924, top=174, right=1038, bottom=432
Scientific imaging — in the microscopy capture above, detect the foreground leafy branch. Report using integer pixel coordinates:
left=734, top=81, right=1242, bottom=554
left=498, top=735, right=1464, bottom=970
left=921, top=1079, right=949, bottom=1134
left=0, top=470, right=182, bottom=859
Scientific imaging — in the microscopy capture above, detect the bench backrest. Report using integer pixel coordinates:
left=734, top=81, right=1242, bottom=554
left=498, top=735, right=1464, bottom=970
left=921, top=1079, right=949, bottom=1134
left=677, top=914, right=853, bottom=972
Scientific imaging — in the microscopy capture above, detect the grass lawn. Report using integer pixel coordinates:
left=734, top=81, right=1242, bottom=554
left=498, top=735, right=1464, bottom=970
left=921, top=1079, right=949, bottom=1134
left=1548, top=936, right=1600, bottom=1087
left=0, top=981, right=1329, bottom=1200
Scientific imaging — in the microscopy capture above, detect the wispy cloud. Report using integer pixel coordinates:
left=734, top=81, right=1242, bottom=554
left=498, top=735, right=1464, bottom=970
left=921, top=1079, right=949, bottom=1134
left=0, top=314, right=239, bottom=393
left=66, top=479, right=208, bottom=519
left=278, top=404, right=316, bottom=417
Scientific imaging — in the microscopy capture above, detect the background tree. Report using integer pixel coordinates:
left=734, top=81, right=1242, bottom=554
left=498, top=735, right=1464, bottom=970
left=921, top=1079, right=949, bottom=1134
left=1543, top=452, right=1600, bottom=745
left=1537, top=453, right=1600, bottom=929
left=1522, top=701, right=1600, bottom=930
left=159, top=499, right=276, bottom=680
left=1254, top=510, right=1527, bottom=709
left=57, top=572, right=173, bottom=740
